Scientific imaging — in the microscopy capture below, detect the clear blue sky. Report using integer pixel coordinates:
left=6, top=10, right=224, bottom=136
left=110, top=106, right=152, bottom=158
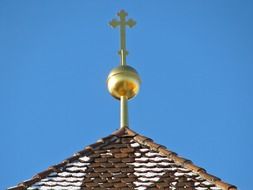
left=0, top=1, right=252, bottom=189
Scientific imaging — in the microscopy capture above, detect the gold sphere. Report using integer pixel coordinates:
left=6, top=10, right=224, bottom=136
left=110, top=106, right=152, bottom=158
left=107, top=65, right=141, bottom=100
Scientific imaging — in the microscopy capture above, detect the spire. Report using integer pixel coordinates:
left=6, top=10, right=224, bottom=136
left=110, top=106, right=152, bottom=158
left=107, top=10, right=141, bottom=129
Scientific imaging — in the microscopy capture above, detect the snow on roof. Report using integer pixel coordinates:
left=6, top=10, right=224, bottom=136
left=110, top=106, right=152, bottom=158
left=8, top=127, right=236, bottom=190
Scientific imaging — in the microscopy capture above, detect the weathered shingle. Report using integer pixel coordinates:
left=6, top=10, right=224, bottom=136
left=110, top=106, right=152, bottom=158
left=8, top=127, right=236, bottom=190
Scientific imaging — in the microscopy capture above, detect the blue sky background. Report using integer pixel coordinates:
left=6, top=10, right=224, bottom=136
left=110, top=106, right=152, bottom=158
left=0, top=1, right=252, bottom=189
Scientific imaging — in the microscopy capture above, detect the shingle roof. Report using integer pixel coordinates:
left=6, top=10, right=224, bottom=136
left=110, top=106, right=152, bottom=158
left=8, top=127, right=236, bottom=190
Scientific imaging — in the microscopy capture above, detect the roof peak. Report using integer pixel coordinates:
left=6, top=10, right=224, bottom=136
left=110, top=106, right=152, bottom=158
left=8, top=128, right=236, bottom=190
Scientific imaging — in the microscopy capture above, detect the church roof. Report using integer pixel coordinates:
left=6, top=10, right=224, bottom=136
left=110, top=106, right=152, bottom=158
left=8, top=127, right=236, bottom=190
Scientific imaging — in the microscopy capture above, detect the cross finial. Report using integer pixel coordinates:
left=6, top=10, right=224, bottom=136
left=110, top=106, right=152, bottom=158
left=107, top=10, right=140, bottom=129
left=109, top=10, right=136, bottom=66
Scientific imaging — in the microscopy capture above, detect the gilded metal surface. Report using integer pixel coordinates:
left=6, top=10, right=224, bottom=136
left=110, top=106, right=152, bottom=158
left=109, top=10, right=136, bottom=66
left=120, top=96, right=128, bottom=127
left=108, top=10, right=140, bottom=128
left=107, top=65, right=141, bottom=100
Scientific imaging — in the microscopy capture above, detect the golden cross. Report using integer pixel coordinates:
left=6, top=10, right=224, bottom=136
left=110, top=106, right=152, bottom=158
left=109, top=10, right=136, bottom=66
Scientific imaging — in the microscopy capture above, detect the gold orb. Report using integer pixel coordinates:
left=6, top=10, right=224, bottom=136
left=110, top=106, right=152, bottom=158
left=107, top=65, right=141, bottom=100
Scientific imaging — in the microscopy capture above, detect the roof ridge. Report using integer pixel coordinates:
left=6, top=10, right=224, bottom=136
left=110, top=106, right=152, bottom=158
left=8, top=128, right=127, bottom=190
left=125, top=127, right=237, bottom=190
left=8, top=127, right=237, bottom=190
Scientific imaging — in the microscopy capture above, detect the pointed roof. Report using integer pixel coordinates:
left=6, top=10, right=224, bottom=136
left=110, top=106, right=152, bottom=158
left=9, top=127, right=236, bottom=190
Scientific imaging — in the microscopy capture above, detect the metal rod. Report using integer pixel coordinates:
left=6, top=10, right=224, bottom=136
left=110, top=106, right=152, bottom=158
left=120, top=49, right=126, bottom=66
left=120, top=96, right=128, bottom=128
left=120, top=13, right=126, bottom=53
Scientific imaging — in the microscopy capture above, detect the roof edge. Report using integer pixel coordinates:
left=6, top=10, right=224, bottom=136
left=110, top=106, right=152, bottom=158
left=8, top=127, right=236, bottom=190
left=7, top=127, right=126, bottom=190
left=125, top=127, right=237, bottom=190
